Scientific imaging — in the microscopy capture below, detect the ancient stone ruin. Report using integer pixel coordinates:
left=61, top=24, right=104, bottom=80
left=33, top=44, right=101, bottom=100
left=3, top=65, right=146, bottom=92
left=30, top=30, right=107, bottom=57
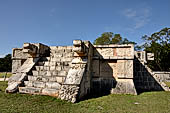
left=6, top=40, right=170, bottom=103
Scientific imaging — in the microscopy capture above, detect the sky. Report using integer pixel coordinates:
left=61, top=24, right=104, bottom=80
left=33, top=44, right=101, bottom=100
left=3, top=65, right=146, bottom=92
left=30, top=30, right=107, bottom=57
left=0, top=0, right=170, bottom=57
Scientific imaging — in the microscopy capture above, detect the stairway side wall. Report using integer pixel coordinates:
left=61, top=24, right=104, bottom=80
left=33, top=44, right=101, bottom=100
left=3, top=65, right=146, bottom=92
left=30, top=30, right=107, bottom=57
left=133, top=57, right=164, bottom=93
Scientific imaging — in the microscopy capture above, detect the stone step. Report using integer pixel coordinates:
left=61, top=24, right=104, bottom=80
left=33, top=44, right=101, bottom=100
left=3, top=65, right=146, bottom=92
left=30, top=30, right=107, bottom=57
left=45, top=82, right=61, bottom=89
left=42, top=88, right=59, bottom=96
left=24, top=81, right=45, bottom=88
left=24, top=81, right=61, bottom=89
left=19, top=87, right=42, bottom=94
left=32, top=70, right=68, bottom=76
left=28, top=75, right=65, bottom=83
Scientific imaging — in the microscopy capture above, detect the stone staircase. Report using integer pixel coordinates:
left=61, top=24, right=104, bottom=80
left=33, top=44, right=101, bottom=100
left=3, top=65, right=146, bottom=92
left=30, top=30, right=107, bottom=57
left=137, top=57, right=170, bottom=91
left=19, top=46, right=74, bottom=96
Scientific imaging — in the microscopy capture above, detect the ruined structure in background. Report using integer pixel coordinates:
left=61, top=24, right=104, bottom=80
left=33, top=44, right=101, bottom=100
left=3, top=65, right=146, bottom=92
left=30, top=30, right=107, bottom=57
left=6, top=40, right=170, bottom=103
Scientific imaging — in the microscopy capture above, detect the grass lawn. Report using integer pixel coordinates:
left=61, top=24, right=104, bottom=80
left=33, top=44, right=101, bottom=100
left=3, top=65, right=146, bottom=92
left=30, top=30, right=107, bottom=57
left=165, top=82, right=170, bottom=87
left=1, top=82, right=170, bottom=113
left=0, top=72, right=12, bottom=78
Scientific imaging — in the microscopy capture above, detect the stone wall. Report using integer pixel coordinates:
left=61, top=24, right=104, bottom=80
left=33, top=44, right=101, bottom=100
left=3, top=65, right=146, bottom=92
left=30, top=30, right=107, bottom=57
left=92, top=44, right=137, bottom=95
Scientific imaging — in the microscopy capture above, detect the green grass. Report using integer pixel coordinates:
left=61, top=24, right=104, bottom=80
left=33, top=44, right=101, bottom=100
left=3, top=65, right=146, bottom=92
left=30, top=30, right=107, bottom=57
left=164, top=82, right=170, bottom=87
left=0, top=72, right=12, bottom=78
left=1, top=82, right=170, bottom=113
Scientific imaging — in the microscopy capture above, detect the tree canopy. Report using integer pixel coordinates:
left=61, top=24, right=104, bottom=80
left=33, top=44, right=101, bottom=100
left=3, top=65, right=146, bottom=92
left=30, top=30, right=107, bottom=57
left=93, top=32, right=136, bottom=45
left=141, top=27, right=170, bottom=71
left=0, top=54, right=12, bottom=72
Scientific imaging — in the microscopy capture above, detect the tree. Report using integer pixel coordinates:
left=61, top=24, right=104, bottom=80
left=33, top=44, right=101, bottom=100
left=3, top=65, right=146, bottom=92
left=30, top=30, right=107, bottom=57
left=93, top=32, right=112, bottom=45
left=93, top=32, right=136, bottom=45
left=0, top=54, right=12, bottom=72
left=141, top=27, right=170, bottom=71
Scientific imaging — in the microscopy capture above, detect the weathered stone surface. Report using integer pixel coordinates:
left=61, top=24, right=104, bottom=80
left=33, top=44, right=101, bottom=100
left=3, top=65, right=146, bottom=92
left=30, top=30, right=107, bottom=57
left=46, top=82, right=61, bottom=89
left=8, top=40, right=164, bottom=104
left=117, top=60, right=133, bottom=78
left=19, top=87, right=42, bottom=94
left=17, top=58, right=39, bottom=73
left=6, top=73, right=27, bottom=93
left=42, top=88, right=59, bottom=96
left=111, top=79, right=137, bottom=95
left=59, top=85, right=79, bottom=103
left=64, top=68, right=85, bottom=84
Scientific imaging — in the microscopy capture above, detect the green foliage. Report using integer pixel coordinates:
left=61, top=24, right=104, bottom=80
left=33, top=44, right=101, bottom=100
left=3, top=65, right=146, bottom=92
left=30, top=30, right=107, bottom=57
left=0, top=81, right=170, bottom=113
left=93, top=32, right=136, bottom=45
left=141, top=27, right=170, bottom=71
left=0, top=54, right=12, bottom=72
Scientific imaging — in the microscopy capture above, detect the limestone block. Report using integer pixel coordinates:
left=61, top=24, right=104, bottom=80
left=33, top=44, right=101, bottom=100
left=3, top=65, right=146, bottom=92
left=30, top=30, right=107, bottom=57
left=66, top=46, right=73, bottom=50
left=47, top=71, right=52, bottom=76
left=51, top=58, right=61, bottom=62
left=33, top=81, right=45, bottom=88
left=63, top=57, right=73, bottom=62
left=73, top=46, right=82, bottom=52
left=63, top=66, right=70, bottom=71
left=72, top=58, right=87, bottom=64
left=64, top=68, right=85, bottom=84
left=42, top=88, right=59, bottom=96
left=56, top=77, right=63, bottom=83
left=28, top=76, right=37, bottom=81
left=56, top=62, right=61, bottom=66
left=58, top=71, right=67, bottom=76
left=39, top=70, right=47, bottom=76
left=44, top=62, right=49, bottom=66
left=19, top=87, right=42, bottom=94
left=46, top=82, right=61, bottom=89
left=52, top=70, right=58, bottom=76
left=13, top=48, right=30, bottom=59
left=12, top=60, right=22, bottom=73
left=50, top=46, right=57, bottom=50
left=43, top=66, right=50, bottom=71
left=59, top=85, right=79, bottom=103
left=48, top=77, right=57, bottom=82
left=6, top=82, right=20, bottom=93
left=111, top=79, right=137, bottom=95
left=42, top=77, right=49, bottom=82
left=49, top=61, right=57, bottom=66
left=73, top=40, right=82, bottom=46
left=54, top=54, right=63, bottom=58
left=50, top=66, right=56, bottom=71
left=17, top=58, right=39, bottom=73
left=63, top=62, right=69, bottom=66
left=96, top=48, right=114, bottom=58
left=32, top=71, right=39, bottom=76
left=64, top=49, right=73, bottom=53
left=24, top=81, right=33, bottom=87
left=6, top=73, right=27, bottom=93
left=117, top=60, right=133, bottom=78
left=35, top=66, right=41, bottom=71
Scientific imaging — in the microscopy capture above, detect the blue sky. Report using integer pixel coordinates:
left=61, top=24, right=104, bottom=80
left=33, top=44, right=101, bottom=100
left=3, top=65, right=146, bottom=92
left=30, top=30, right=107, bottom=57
left=0, top=0, right=170, bottom=57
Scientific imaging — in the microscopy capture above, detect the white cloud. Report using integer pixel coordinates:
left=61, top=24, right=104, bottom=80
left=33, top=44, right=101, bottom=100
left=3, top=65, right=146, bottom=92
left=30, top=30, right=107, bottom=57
left=123, top=9, right=137, bottom=18
left=0, top=54, right=6, bottom=58
left=122, top=6, right=151, bottom=31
